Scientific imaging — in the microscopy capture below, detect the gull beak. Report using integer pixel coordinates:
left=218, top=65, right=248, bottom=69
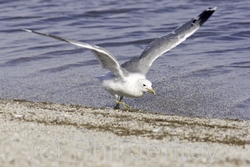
left=147, top=88, right=155, bottom=94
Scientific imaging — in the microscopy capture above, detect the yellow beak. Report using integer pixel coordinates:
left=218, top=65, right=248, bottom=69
left=147, top=88, right=155, bottom=94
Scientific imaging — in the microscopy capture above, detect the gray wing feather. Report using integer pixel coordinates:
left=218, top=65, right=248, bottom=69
left=121, top=7, right=216, bottom=75
left=23, top=29, right=128, bottom=79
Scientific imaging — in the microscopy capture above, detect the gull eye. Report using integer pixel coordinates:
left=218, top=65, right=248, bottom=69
left=143, top=84, right=146, bottom=87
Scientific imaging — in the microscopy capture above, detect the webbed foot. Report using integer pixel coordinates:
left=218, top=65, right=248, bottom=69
left=114, top=99, right=131, bottom=109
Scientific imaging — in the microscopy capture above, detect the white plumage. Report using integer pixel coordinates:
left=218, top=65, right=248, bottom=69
left=23, top=7, right=216, bottom=109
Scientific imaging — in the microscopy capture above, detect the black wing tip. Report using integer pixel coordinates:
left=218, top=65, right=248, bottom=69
left=195, top=7, right=216, bottom=26
left=206, top=6, right=217, bottom=11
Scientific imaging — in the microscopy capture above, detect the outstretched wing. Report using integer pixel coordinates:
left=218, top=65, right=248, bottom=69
left=121, top=7, right=216, bottom=75
left=23, top=29, right=128, bottom=79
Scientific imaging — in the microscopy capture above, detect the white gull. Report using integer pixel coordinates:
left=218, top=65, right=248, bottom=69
left=23, top=7, right=216, bottom=109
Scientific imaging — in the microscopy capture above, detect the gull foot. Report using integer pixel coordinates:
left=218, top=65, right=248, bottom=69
left=114, top=100, right=131, bottom=109
left=114, top=102, right=120, bottom=109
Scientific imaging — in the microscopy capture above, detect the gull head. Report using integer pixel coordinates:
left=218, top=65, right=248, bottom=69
left=136, top=79, right=155, bottom=95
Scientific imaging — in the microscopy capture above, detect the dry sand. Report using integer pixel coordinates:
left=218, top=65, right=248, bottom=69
left=0, top=99, right=250, bottom=167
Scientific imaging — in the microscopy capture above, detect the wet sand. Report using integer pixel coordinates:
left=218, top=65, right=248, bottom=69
left=0, top=99, right=249, bottom=167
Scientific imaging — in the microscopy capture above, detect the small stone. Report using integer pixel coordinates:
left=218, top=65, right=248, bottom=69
left=13, top=114, right=23, bottom=118
left=152, top=127, right=162, bottom=133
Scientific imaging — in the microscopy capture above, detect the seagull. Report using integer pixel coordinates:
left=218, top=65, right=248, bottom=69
left=23, top=7, right=216, bottom=109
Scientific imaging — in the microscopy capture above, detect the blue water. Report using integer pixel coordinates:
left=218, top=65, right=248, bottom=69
left=1, top=0, right=250, bottom=119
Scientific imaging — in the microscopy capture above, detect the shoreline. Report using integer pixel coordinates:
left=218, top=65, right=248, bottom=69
left=1, top=99, right=250, bottom=166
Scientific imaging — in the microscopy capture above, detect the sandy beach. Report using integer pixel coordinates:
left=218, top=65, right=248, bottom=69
left=0, top=99, right=249, bottom=167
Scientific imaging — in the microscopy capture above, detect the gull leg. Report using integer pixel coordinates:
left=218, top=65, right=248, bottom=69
left=114, top=96, right=131, bottom=109
left=114, top=95, right=121, bottom=109
left=114, top=99, right=120, bottom=109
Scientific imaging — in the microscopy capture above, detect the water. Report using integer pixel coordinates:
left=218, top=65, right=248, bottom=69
left=1, top=0, right=250, bottom=120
